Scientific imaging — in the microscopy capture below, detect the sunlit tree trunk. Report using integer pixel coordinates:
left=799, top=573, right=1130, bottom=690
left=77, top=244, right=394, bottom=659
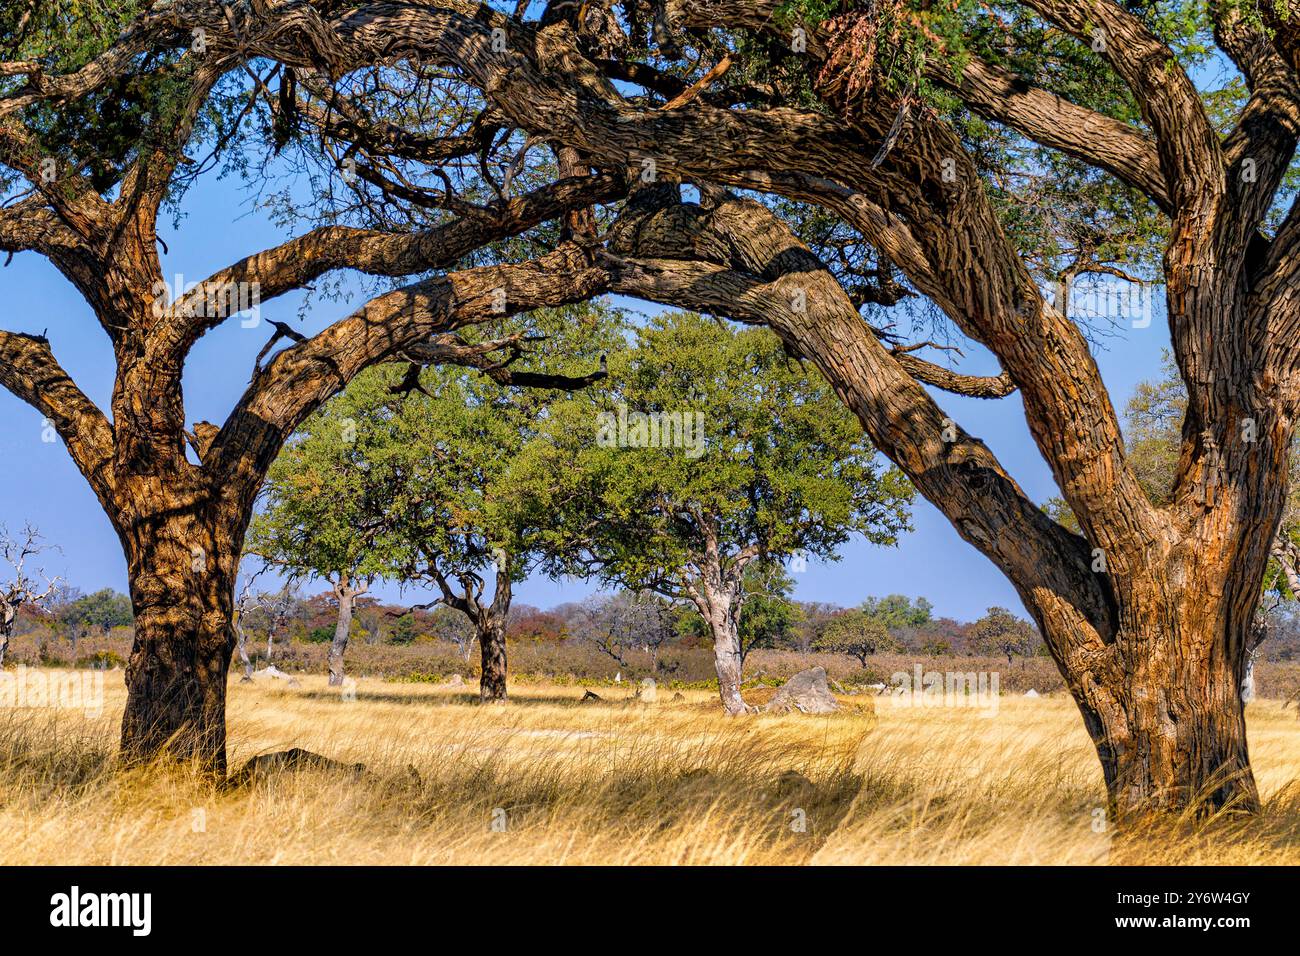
left=707, top=605, right=749, bottom=716
left=688, top=554, right=753, bottom=716
left=328, top=575, right=366, bottom=687
left=118, top=485, right=244, bottom=776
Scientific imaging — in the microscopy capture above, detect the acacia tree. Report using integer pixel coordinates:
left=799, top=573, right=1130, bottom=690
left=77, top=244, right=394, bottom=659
left=247, top=390, right=395, bottom=686
left=813, top=609, right=899, bottom=667
left=523, top=311, right=913, bottom=713
left=969, top=607, right=1038, bottom=666
left=0, top=3, right=623, bottom=771
left=9, top=0, right=1300, bottom=813
left=269, top=303, right=617, bottom=701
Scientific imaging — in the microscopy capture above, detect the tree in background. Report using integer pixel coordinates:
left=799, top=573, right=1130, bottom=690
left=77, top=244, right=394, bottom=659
left=524, top=312, right=913, bottom=713
left=418, top=607, right=477, bottom=660
left=862, top=595, right=934, bottom=632
left=793, top=602, right=845, bottom=655
left=232, top=571, right=264, bottom=681
left=571, top=591, right=677, bottom=670
left=506, top=606, right=569, bottom=647
left=736, top=565, right=803, bottom=665
left=813, top=608, right=900, bottom=667
left=52, top=587, right=133, bottom=658
left=237, top=582, right=303, bottom=666
left=0, top=525, right=60, bottom=667
left=247, top=372, right=404, bottom=685
left=354, top=599, right=386, bottom=647
left=277, top=303, right=618, bottom=701
left=969, top=607, right=1039, bottom=665
left=389, top=613, right=419, bottom=649
left=61, top=588, right=134, bottom=636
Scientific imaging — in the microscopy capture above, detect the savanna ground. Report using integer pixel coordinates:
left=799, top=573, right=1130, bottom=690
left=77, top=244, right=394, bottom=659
left=1, top=666, right=1298, bottom=865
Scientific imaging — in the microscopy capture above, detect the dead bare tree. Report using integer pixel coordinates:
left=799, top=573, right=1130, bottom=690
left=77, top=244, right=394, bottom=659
left=0, top=524, right=60, bottom=667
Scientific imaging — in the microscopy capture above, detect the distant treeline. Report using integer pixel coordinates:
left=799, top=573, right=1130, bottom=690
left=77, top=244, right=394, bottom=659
left=16, top=586, right=1300, bottom=665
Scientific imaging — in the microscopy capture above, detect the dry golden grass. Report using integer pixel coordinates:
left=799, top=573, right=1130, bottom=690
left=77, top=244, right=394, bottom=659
left=0, top=670, right=1297, bottom=864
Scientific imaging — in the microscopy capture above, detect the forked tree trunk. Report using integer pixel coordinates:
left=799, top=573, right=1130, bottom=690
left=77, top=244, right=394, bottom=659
left=119, top=508, right=239, bottom=776
left=328, top=576, right=366, bottom=687
left=1043, top=558, right=1261, bottom=817
left=478, top=620, right=508, bottom=702
left=437, top=555, right=512, bottom=703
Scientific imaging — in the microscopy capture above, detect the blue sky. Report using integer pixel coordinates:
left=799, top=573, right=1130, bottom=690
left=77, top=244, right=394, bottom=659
left=0, top=172, right=1174, bottom=621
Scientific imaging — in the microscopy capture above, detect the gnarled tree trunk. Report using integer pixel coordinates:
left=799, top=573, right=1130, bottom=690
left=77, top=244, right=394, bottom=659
left=118, top=495, right=241, bottom=776
left=1058, top=585, right=1258, bottom=815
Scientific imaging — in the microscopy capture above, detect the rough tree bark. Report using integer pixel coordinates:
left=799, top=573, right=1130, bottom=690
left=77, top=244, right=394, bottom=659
left=0, top=99, right=617, bottom=774
left=10, top=0, right=1300, bottom=815
left=471, top=564, right=512, bottom=703
left=477, top=616, right=509, bottom=703
left=116, top=475, right=246, bottom=772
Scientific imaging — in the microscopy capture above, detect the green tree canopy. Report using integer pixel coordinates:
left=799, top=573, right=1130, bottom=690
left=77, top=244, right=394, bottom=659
left=515, top=310, right=914, bottom=712
left=254, top=302, right=622, bottom=698
left=812, top=607, right=900, bottom=666
left=862, top=594, right=934, bottom=631
left=969, top=606, right=1038, bottom=664
left=55, top=587, right=133, bottom=636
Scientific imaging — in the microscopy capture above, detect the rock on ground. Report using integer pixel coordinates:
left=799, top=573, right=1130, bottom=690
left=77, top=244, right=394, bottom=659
left=762, top=667, right=840, bottom=715
left=252, top=665, right=301, bottom=687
